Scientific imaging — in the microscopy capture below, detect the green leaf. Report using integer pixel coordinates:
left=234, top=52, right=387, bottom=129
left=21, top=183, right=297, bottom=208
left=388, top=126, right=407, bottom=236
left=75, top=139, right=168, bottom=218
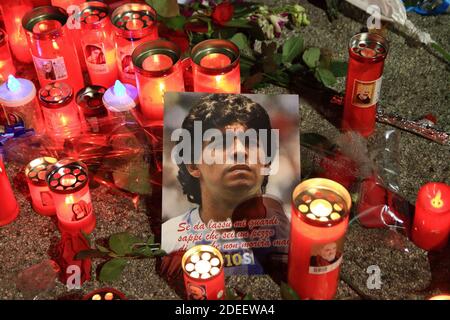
left=99, top=258, right=128, bottom=282
left=229, top=33, right=254, bottom=59
left=146, top=0, right=180, bottom=18
left=280, top=282, right=300, bottom=300
left=96, top=244, right=111, bottom=253
left=226, top=288, right=238, bottom=300
left=282, top=36, right=304, bottom=64
left=302, top=47, right=321, bottom=69
left=146, top=234, right=155, bottom=245
left=330, top=61, right=348, bottom=77
left=163, top=16, right=186, bottom=31
left=316, top=67, right=337, bottom=87
left=75, top=249, right=108, bottom=260
left=223, top=19, right=252, bottom=28
left=81, top=230, right=91, bottom=247
left=109, top=232, right=141, bottom=256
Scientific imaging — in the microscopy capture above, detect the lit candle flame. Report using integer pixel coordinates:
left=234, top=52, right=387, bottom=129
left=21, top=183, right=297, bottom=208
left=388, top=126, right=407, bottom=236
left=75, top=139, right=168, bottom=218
left=113, top=80, right=127, bottom=97
left=431, top=191, right=444, bottom=209
left=7, top=75, right=21, bottom=93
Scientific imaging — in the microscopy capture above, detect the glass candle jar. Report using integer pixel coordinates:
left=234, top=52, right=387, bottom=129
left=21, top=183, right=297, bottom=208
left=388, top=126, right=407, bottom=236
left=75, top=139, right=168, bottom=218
left=288, top=178, right=352, bottom=300
left=39, top=81, right=83, bottom=141
left=22, top=6, right=85, bottom=94
left=0, top=75, right=45, bottom=133
left=79, top=1, right=119, bottom=88
left=342, top=32, right=388, bottom=137
left=25, top=156, right=58, bottom=216
left=0, top=156, right=20, bottom=226
left=182, top=245, right=226, bottom=300
left=191, top=39, right=241, bottom=94
left=76, top=85, right=109, bottom=134
left=0, top=0, right=33, bottom=63
left=111, top=2, right=158, bottom=86
left=0, top=29, right=16, bottom=83
left=46, top=158, right=95, bottom=234
left=132, top=40, right=185, bottom=127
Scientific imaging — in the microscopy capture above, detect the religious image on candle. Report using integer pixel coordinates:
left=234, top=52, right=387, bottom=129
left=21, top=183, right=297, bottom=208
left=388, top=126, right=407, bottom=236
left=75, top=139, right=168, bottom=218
left=161, top=92, right=300, bottom=275
left=309, top=239, right=344, bottom=274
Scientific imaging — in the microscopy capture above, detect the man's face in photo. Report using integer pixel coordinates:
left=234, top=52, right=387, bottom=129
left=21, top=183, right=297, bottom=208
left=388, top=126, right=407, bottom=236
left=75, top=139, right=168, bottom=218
left=320, top=243, right=338, bottom=262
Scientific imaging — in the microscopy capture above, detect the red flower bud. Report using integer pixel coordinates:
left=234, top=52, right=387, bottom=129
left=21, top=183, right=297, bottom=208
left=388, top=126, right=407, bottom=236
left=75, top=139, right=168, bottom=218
left=211, top=1, right=234, bottom=26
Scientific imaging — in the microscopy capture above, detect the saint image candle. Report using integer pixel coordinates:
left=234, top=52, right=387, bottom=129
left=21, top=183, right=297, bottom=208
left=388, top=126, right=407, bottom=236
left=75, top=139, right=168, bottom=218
left=0, top=75, right=45, bottom=133
left=76, top=85, right=109, bottom=133
left=342, top=32, right=388, bottom=137
left=111, top=3, right=158, bottom=85
left=0, top=156, right=20, bottom=226
left=102, top=80, right=138, bottom=124
left=182, top=245, right=226, bottom=300
left=38, top=81, right=83, bottom=141
left=288, top=178, right=352, bottom=300
left=132, top=40, right=185, bottom=126
left=0, top=0, right=33, bottom=64
left=22, top=6, right=85, bottom=94
left=0, top=30, right=16, bottom=83
left=412, top=182, right=450, bottom=251
left=79, top=1, right=119, bottom=88
left=191, top=39, right=241, bottom=94
left=25, top=157, right=58, bottom=216
left=46, top=158, right=95, bottom=234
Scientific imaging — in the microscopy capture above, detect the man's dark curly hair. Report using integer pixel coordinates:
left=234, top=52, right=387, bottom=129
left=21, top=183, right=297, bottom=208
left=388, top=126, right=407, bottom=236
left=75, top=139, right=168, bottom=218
left=177, top=94, right=273, bottom=205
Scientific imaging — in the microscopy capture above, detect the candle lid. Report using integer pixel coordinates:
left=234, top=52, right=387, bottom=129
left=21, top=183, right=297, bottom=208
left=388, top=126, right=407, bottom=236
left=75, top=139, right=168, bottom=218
left=191, top=39, right=240, bottom=75
left=39, top=82, right=73, bottom=108
left=0, top=76, right=37, bottom=107
left=46, top=158, right=89, bottom=194
left=82, top=288, right=128, bottom=300
left=25, top=157, right=58, bottom=186
left=22, top=6, right=67, bottom=39
left=132, top=40, right=181, bottom=77
left=182, top=245, right=224, bottom=281
left=76, top=85, right=108, bottom=117
left=111, top=3, right=157, bottom=39
left=349, top=32, right=388, bottom=62
left=103, top=80, right=138, bottom=113
left=80, top=1, right=110, bottom=30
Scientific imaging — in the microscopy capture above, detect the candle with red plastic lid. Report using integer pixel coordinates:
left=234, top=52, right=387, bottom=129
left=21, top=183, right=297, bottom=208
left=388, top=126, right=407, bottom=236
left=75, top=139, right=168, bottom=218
left=76, top=85, right=109, bottom=133
left=0, top=29, right=16, bottom=83
left=22, top=6, right=85, bottom=93
left=111, top=2, right=158, bottom=85
left=412, top=182, right=450, bottom=251
left=191, top=39, right=240, bottom=93
left=342, top=32, right=388, bottom=137
left=25, top=157, right=58, bottom=216
left=288, top=178, right=352, bottom=300
left=46, top=158, right=95, bottom=234
left=0, top=156, right=19, bottom=226
left=132, top=40, right=185, bottom=127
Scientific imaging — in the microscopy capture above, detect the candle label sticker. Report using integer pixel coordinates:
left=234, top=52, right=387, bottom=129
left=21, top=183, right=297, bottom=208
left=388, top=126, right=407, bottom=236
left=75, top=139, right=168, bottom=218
left=84, top=44, right=108, bottom=74
left=40, top=190, right=54, bottom=207
left=71, top=193, right=93, bottom=222
left=309, top=238, right=344, bottom=275
left=119, top=50, right=135, bottom=80
left=32, top=56, right=68, bottom=81
left=351, top=77, right=382, bottom=108
left=3, top=110, right=25, bottom=127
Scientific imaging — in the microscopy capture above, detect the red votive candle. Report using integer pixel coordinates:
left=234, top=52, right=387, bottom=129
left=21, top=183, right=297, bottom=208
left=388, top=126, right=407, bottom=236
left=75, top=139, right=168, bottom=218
left=288, top=178, right=352, bottom=300
left=22, top=6, right=85, bottom=94
left=38, top=82, right=83, bottom=141
left=342, top=33, right=388, bottom=137
left=429, top=294, right=450, bottom=300
left=76, top=85, right=109, bottom=133
left=412, top=182, right=450, bottom=251
left=25, top=157, right=58, bottom=216
left=0, top=156, right=20, bottom=226
left=0, top=0, right=33, bottom=64
left=191, top=39, right=241, bottom=93
left=182, top=245, right=226, bottom=300
left=0, top=30, right=16, bottom=83
left=79, top=1, right=119, bottom=88
left=46, top=158, right=95, bottom=234
left=111, top=3, right=158, bottom=86
left=132, top=40, right=185, bottom=127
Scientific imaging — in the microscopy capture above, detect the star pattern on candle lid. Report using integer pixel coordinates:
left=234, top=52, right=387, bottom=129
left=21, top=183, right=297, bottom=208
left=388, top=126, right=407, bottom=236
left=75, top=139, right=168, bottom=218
left=182, top=245, right=223, bottom=280
left=26, top=157, right=58, bottom=186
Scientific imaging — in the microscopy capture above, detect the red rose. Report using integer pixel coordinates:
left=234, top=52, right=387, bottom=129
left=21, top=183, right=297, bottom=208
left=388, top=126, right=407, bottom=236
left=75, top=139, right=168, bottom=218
left=211, top=1, right=234, bottom=26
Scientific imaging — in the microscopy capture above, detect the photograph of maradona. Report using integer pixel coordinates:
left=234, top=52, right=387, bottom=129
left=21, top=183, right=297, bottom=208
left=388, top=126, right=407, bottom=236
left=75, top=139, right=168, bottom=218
left=161, top=92, right=300, bottom=275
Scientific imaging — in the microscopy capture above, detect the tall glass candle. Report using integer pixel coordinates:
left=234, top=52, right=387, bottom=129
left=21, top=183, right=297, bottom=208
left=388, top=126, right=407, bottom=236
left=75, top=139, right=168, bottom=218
left=288, top=178, right=352, bottom=300
left=0, top=75, right=45, bottom=133
left=76, top=85, right=109, bottom=133
left=46, top=158, right=95, bottom=234
left=38, top=81, right=83, bottom=141
left=22, top=6, right=85, bottom=94
left=182, top=245, right=225, bottom=300
left=111, top=3, right=158, bottom=85
left=79, top=1, right=119, bottom=88
left=0, top=0, right=33, bottom=63
left=25, top=157, right=58, bottom=216
left=0, top=156, right=20, bottom=226
left=102, top=80, right=138, bottom=124
left=342, top=33, right=388, bottom=137
left=191, top=39, right=240, bottom=94
left=412, top=182, right=450, bottom=251
left=132, top=40, right=185, bottom=126
left=0, top=29, right=16, bottom=83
